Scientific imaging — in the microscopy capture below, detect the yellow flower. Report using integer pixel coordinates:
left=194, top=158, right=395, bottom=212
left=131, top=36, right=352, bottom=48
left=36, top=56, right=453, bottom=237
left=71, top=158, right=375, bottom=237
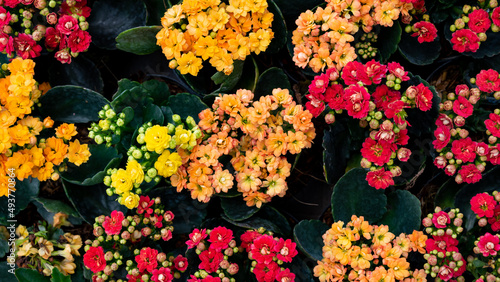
left=17, top=241, right=37, bottom=257
left=8, top=57, right=35, bottom=75
left=111, top=168, right=133, bottom=194
left=120, top=192, right=140, bottom=209
left=126, top=159, right=144, bottom=184
left=155, top=151, right=183, bottom=178
left=55, top=123, right=78, bottom=140
left=63, top=233, right=82, bottom=256
left=161, top=4, right=185, bottom=27
left=57, top=259, right=76, bottom=275
left=68, top=139, right=91, bottom=166
left=16, top=225, right=29, bottom=238
left=0, top=127, right=11, bottom=154
left=37, top=238, right=54, bottom=260
left=177, top=52, right=203, bottom=76
left=144, top=125, right=171, bottom=154
left=174, top=126, right=197, bottom=149
left=44, top=137, right=69, bottom=166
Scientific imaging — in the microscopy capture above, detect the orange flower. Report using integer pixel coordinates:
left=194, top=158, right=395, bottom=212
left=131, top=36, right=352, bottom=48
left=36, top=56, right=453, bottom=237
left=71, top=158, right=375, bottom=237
left=170, top=165, right=188, bottom=192
left=372, top=225, right=395, bottom=247
left=55, top=123, right=78, bottom=140
left=68, top=140, right=91, bottom=166
left=349, top=215, right=373, bottom=240
left=43, top=137, right=68, bottom=166
left=386, top=257, right=410, bottom=280
left=8, top=124, right=32, bottom=147
left=244, top=149, right=266, bottom=171
left=368, top=266, right=395, bottom=282
left=266, top=126, right=288, bottom=157
left=218, top=94, right=242, bottom=117
left=262, top=173, right=286, bottom=197
left=19, top=116, right=43, bottom=136
left=7, top=151, right=34, bottom=181
left=187, top=179, right=213, bottom=203
left=0, top=109, right=16, bottom=128
left=193, top=144, right=220, bottom=166
left=207, top=131, right=237, bottom=155
left=243, top=190, right=270, bottom=208
left=32, top=162, right=54, bottom=181
left=407, top=230, right=427, bottom=254
left=198, top=108, right=218, bottom=132
left=187, top=161, right=212, bottom=184
left=0, top=128, right=11, bottom=154
left=212, top=167, right=234, bottom=193
left=236, top=168, right=262, bottom=193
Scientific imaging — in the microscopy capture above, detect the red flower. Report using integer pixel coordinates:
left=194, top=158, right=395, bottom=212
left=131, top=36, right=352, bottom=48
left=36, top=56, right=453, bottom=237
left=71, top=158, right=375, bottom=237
left=458, top=163, right=482, bottom=184
left=397, top=147, right=411, bottom=162
left=199, top=249, right=223, bottom=273
left=395, top=129, right=409, bottom=146
left=0, top=33, right=14, bottom=55
left=68, top=29, right=91, bottom=53
left=366, top=168, right=394, bottom=189
left=414, top=83, right=433, bottom=111
left=455, top=84, right=470, bottom=97
left=56, top=15, right=80, bottom=35
left=201, top=276, right=222, bottom=282
left=240, top=230, right=261, bottom=252
left=488, top=205, right=500, bottom=231
left=208, top=226, right=233, bottom=251
left=253, top=261, right=280, bottom=282
left=324, top=84, right=345, bottom=111
left=434, top=156, right=447, bottom=169
left=44, top=27, right=64, bottom=50
left=492, top=7, right=500, bottom=26
left=305, top=100, right=325, bottom=118
left=476, top=69, right=500, bottom=93
left=186, top=228, right=208, bottom=249
left=273, top=238, right=298, bottom=263
left=83, top=246, right=106, bottom=273
left=14, top=33, right=42, bottom=59
left=135, top=247, right=159, bottom=273
left=475, top=142, right=490, bottom=157
left=488, top=144, right=500, bottom=165
left=432, top=126, right=451, bottom=150
left=151, top=267, right=173, bottom=282
left=485, top=113, right=500, bottom=138
left=326, top=67, right=340, bottom=81
left=451, top=137, right=477, bottom=163
left=341, top=61, right=367, bottom=85
left=360, top=138, right=393, bottom=166
left=0, top=8, right=12, bottom=28
left=372, top=84, right=401, bottom=111
left=276, top=269, right=296, bottom=282
left=137, top=196, right=154, bottom=217
left=385, top=100, right=409, bottom=125
left=432, top=211, right=450, bottom=228
left=102, top=210, right=124, bottom=235
left=437, top=265, right=454, bottom=281
left=4, top=0, right=20, bottom=8
left=451, top=29, right=480, bottom=53
left=60, top=0, right=92, bottom=18
left=436, top=113, right=454, bottom=130
left=364, top=59, right=387, bottom=85
left=468, top=9, right=491, bottom=34
left=470, top=192, right=497, bottom=218
left=250, top=234, right=276, bottom=264
left=477, top=233, right=500, bottom=257
left=412, top=21, right=438, bottom=43
left=426, top=234, right=459, bottom=254
left=343, top=84, right=370, bottom=119
left=387, top=62, right=410, bottom=81
left=173, top=255, right=188, bottom=271
left=308, top=73, right=329, bottom=96
left=453, top=96, right=473, bottom=118
left=55, top=48, right=72, bottom=64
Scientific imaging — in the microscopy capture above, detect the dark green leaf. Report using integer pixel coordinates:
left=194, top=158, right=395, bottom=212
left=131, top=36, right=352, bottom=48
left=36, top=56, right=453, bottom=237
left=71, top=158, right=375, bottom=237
left=62, top=180, right=127, bottom=224
left=266, top=0, right=287, bottom=54
left=144, top=103, right=164, bottom=124
left=142, top=79, right=171, bottom=106
left=0, top=177, right=40, bottom=225
left=222, top=215, right=284, bottom=235
left=220, top=197, right=260, bottom=221
left=378, top=21, right=402, bottom=63
left=61, top=144, right=122, bottom=186
left=33, top=197, right=82, bottom=225
left=398, top=31, right=441, bottom=65
left=259, top=205, right=291, bottom=236
left=234, top=56, right=259, bottom=92
left=39, top=86, right=110, bottom=123
left=211, top=60, right=244, bottom=93
left=272, top=0, right=323, bottom=28
left=435, top=178, right=460, bottom=209
left=404, top=74, right=440, bottom=137
left=88, top=0, right=147, bottom=49
left=288, top=256, right=315, bottom=282
left=144, top=0, right=169, bottom=25
left=176, top=65, right=214, bottom=95
left=111, top=86, right=151, bottom=113
left=48, top=55, right=104, bottom=93
left=331, top=168, right=387, bottom=224
left=15, top=268, right=50, bottom=282
left=293, top=220, right=329, bottom=261
left=50, top=267, right=71, bottom=282
left=322, top=122, right=351, bottom=184
left=113, top=78, right=141, bottom=100
left=0, top=238, right=8, bottom=258
left=116, top=26, right=162, bottom=55
left=167, top=93, right=208, bottom=123
left=378, top=190, right=421, bottom=235
left=254, top=67, right=292, bottom=99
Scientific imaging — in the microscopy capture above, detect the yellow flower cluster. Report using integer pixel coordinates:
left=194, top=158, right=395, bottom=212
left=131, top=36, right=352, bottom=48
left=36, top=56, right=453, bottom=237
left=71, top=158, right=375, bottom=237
left=0, top=58, right=90, bottom=197
left=292, top=0, right=414, bottom=72
left=156, top=0, right=274, bottom=76
left=15, top=220, right=82, bottom=276
left=314, top=215, right=428, bottom=282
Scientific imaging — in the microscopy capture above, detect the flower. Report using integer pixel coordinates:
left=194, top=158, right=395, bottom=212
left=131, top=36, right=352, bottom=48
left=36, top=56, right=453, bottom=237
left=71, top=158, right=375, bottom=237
left=493, top=7, right=500, bottom=26
left=14, top=33, right=42, bottom=59
left=151, top=267, right=173, bottom=282
left=360, top=138, right=393, bottom=167
left=208, top=226, right=233, bottom=251
left=485, top=113, right=500, bottom=138
left=274, top=238, right=298, bottom=263
left=452, top=96, right=473, bottom=118
left=102, top=210, right=124, bottom=235
left=451, top=29, right=480, bottom=53
left=432, top=126, right=451, bottom=150
left=412, top=21, right=437, bottom=43
left=83, top=246, right=106, bottom=273
left=67, top=140, right=91, bottom=166
left=343, top=84, right=370, bottom=119
left=467, top=9, right=491, bottom=34
left=145, top=125, right=171, bottom=154
left=431, top=211, right=450, bottom=228
left=450, top=137, right=476, bottom=163
left=186, top=228, right=208, bottom=249
left=471, top=192, right=497, bottom=218
left=250, top=234, right=276, bottom=264
left=56, top=15, right=80, bottom=35
left=413, top=83, right=433, bottom=111
left=477, top=233, right=500, bottom=257
left=366, top=168, right=394, bottom=189
left=135, top=247, right=159, bottom=273
left=67, top=30, right=92, bottom=53
left=458, top=164, right=482, bottom=184
left=199, top=249, right=223, bottom=273
left=475, top=69, right=500, bottom=93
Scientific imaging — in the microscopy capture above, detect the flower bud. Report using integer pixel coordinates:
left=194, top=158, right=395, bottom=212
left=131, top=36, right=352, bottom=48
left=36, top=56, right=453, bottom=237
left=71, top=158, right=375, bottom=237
left=325, top=112, right=335, bottom=124
left=360, top=158, right=371, bottom=169
left=443, top=100, right=453, bottom=111
left=428, top=255, right=437, bottom=265
left=479, top=217, right=488, bottom=227
left=390, top=166, right=402, bottom=177
left=454, top=116, right=465, bottom=127
left=397, top=148, right=411, bottom=162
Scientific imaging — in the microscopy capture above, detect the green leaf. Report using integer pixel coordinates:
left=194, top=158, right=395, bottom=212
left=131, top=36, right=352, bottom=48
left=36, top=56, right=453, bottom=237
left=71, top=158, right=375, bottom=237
left=144, top=0, right=169, bottom=25
left=293, top=220, right=329, bottom=261
left=33, top=197, right=82, bottom=225
left=288, top=256, right=316, bottom=282
left=48, top=55, right=104, bottom=93
left=38, top=86, right=110, bottom=123
left=116, top=26, right=162, bottom=55
left=234, top=56, right=259, bottom=92
left=167, top=93, right=208, bottom=123
left=61, top=144, right=122, bottom=186
left=113, top=78, right=141, bottom=100
left=144, top=103, right=164, bottom=124
left=15, top=268, right=50, bottom=282
left=272, top=0, right=323, bottom=28
left=88, top=0, right=147, bottom=49
left=222, top=215, right=284, bottom=235
left=0, top=177, right=40, bottom=225
left=266, top=0, right=287, bottom=54
left=220, top=197, right=260, bottom=221
left=253, top=67, right=292, bottom=99
left=62, top=180, right=127, bottom=224
left=111, top=85, right=151, bottom=112
left=322, top=122, right=352, bottom=184
left=142, top=79, right=171, bottom=106
left=50, top=267, right=71, bottom=282
left=331, top=168, right=387, bottom=224
left=404, top=74, right=440, bottom=137
left=211, top=60, right=244, bottom=93
left=259, top=205, right=291, bottom=236
left=0, top=237, right=8, bottom=258
left=378, top=190, right=421, bottom=235
left=176, top=65, right=214, bottom=95
left=435, top=178, right=460, bottom=209
left=398, top=31, right=441, bottom=65
left=378, top=22, right=402, bottom=63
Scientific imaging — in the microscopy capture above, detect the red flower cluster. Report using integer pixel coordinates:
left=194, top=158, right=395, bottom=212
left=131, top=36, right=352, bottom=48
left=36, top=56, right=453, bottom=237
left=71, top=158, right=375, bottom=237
left=411, top=21, right=438, bottom=43
left=471, top=192, right=500, bottom=232
left=432, top=69, right=500, bottom=184
left=306, top=60, right=435, bottom=189
left=0, top=0, right=92, bottom=63
left=127, top=250, right=187, bottom=282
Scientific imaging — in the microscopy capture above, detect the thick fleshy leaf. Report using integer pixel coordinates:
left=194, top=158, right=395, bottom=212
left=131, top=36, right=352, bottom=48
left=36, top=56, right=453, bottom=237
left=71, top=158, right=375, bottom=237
left=62, top=180, right=127, bottom=224
left=48, top=55, right=104, bottom=92
left=234, top=56, right=259, bottom=92
left=435, top=178, right=461, bottom=210
left=322, top=122, right=352, bottom=184
left=61, top=144, right=122, bottom=186
left=266, top=0, right=287, bottom=54
left=293, top=220, right=329, bottom=261
left=15, top=268, right=50, bottom=282
left=378, top=22, right=402, bottom=62
left=88, top=0, right=147, bottom=49
left=288, top=256, right=316, bottom=282
left=259, top=205, right=291, bottom=236
left=142, top=79, right=171, bottom=106
left=39, top=86, right=110, bottom=123
left=116, top=26, right=162, bottom=55
left=177, top=65, right=215, bottom=95
left=33, top=197, right=82, bottom=225
left=0, top=237, right=8, bottom=258
left=253, top=67, right=292, bottom=99
left=167, top=93, right=208, bottom=123
left=50, top=267, right=71, bottom=282
left=221, top=197, right=260, bottom=221
left=144, top=0, right=169, bottom=25
left=0, top=177, right=40, bottom=225
left=211, top=60, right=244, bottom=93
left=222, top=215, right=285, bottom=235
left=378, top=190, right=421, bottom=235
left=398, top=31, right=441, bottom=65
left=331, top=168, right=387, bottom=224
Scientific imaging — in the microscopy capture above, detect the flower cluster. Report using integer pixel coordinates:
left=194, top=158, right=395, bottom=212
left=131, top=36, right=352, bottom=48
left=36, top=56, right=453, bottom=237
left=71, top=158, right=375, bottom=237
left=291, top=0, right=424, bottom=72
left=88, top=105, right=132, bottom=146
left=449, top=1, right=500, bottom=53
left=186, top=227, right=298, bottom=282
left=15, top=218, right=82, bottom=276
left=156, top=0, right=274, bottom=76
left=83, top=196, right=184, bottom=282
left=173, top=88, right=315, bottom=207
left=97, top=114, right=201, bottom=209
left=314, top=215, right=427, bottom=282
left=408, top=17, right=438, bottom=44
left=1, top=58, right=90, bottom=197
left=305, top=60, right=435, bottom=189
left=0, top=0, right=92, bottom=63
left=431, top=69, right=500, bottom=184
left=422, top=207, right=466, bottom=281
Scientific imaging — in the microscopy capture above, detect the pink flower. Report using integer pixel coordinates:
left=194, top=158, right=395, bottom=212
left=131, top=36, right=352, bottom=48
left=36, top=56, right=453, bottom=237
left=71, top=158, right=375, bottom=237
left=308, top=73, right=329, bottom=96
left=385, top=100, right=409, bottom=125
left=305, top=100, right=325, bottom=118
left=4, top=0, right=20, bottom=8
left=343, top=84, right=370, bottom=119
left=458, top=164, right=482, bottom=184
left=436, top=113, right=454, bottom=130
left=433, top=126, right=451, bottom=150
left=485, top=113, right=500, bottom=138
left=250, top=234, right=276, bottom=264
left=476, top=69, right=500, bottom=93
left=488, top=144, right=500, bottom=165
left=137, top=196, right=154, bottom=217
left=173, top=255, right=188, bottom=271
left=44, top=27, right=64, bottom=50
left=326, top=67, right=339, bottom=81
left=83, top=246, right=106, bottom=273
left=412, top=21, right=438, bottom=43
left=477, top=233, right=500, bottom=257
left=471, top=192, right=497, bottom=218
left=387, top=62, right=410, bottom=81
left=135, top=247, right=158, bottom=273
left=451, top=29, right=480, bottom=53
left=0, top=33, right=14, bottom=55
left=0, top=8, right=12, bottom=28
left=14, top=33, right=42, bottom=59
left=208, top=226, right=233, bottom=251
left=186, top=228, right=208, bottom=249
left=102, top=210, right=124, bottom=235
left=151, top=267, right=173, bottom=282
left=55, top=48, right=72, bottom=64
left=414, top=83, right=434, bottom=111
left=60, top=0, right=92, bottom=18
left=366, top=168, right=394, bottom=189
left=426, top=234, right=459, bottom=254
left=488, top=205, right=500, bottom=231
left=324, top=84, right=345, bottom=111
left=468, top=9, right=491, bottom=34
left=273, top=238, right=298, bottom=263
left=432, top=211, right=450, bottom=228
left=451, top=137, right=476, bottom=163
left=68, top=29, right=91, bottom=53
left=397, top=147, right=411, bottom=162
left=453, top=96, right=473, bottom=118
left=433, top=156, right=447, bottom=169
left=56, top=15, right=80, bottom=35
left=437, top=265, right=454, bottom=281
left=364, top=60, right=387, bottom=85
left=492, top=7, right=500, bottom=27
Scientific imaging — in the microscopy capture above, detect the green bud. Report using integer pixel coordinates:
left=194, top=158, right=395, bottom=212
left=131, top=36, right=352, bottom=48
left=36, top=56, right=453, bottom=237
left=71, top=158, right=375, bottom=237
left=104, top=176, right=112, bottom=186
left=147, top=168, right=157, bottom=178
left=144, top=152, right=151, bottom=160
left=394, top=84, right=401, bottom=91
left=136, top=133, right=145, bottom=144
left=49, top=0, right=56, bottom=8
left=132, top=150, right=142, bottom=159
left=105, top=109, right=116, bottom=119
left=95, top=135, right=104, bottom=144
left=116, top=118, right=125, bottom=127
left=172, top=114, right=182, bottom=124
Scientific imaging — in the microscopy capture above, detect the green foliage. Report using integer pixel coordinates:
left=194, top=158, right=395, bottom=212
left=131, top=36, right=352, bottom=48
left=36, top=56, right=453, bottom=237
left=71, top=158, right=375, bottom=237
left=221, top=197, right=260, bottom=221
left=0, top=177, right=40, bottom=225
left=272, top=0, right=323, bottom=27
left=253, top=67, right=292, bottom=99
left=48, top=56, right=104, bottom=93
left=293, top=220, right=329, bottom=261
left=15, top=268, right=50, bottom=282
left=116, top=26, right=162, bottom=55
left=322, top=121, right=353, bottom=184
left=379, top=190, right=421, bottom=235
left=211, top=60, right=245, bottom=93
left=444, top=23, right=500, bottom=59
left=164, top=93, right=209, bottom=123
left=378, top=22, right=402, bottom=63
left=144, top=0, right=169, bottom=25
left=398, top=32, right=441, bottom=65
left=32, top=197, right=83, bottom=226
left=266, top=0, right=288, bottom=54
left=50, top=268, right=71, bottom=282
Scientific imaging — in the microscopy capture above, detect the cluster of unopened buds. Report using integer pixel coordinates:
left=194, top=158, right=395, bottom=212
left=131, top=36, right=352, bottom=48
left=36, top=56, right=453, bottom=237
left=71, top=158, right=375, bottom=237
left=354, top=33, right=379, bottom=60
left=314, top=215, right=427, bottom=282
left=422, top=207, right=466, bottom=281
left=0, top=0, right=92, bottom=63
left=83, top=196, right=180, bottom=281
left=449, top=0, right=500, bottom=53
left=89, top=105, right=132, bottom=146
left=432, top=68, right=500, bottom=184
left=305, top=60, right=435, bottom=189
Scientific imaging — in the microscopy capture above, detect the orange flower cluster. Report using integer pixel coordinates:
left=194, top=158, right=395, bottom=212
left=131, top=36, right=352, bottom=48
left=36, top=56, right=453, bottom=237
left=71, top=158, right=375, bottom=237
left=0, top=58, right=90, bottom=197
left=292, top=0, right=414, bottom=72
left=156, top=0, right=274, bottom=76
left=314, top=215, right=428, bottom=282
left=172, top=88, right=316, bottom=208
